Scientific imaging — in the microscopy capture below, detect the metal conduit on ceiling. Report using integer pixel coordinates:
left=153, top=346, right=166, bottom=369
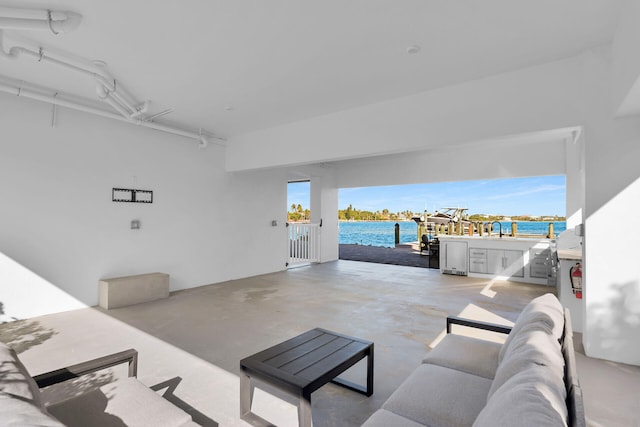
left=0, top=6, right=222, bottom=148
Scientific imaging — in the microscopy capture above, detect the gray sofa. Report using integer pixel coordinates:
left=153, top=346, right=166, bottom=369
left=0, top=344, right=198, bottom=426
left=362, top=293, right=585, bottom=427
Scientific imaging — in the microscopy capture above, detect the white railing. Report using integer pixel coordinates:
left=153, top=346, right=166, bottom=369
left=288, top=222, right=321, bottom=267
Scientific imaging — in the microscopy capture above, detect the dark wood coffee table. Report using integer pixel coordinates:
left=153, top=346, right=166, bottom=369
left=240, top=328, right=374, bottom=427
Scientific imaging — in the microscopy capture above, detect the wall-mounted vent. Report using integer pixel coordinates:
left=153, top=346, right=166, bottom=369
left=442, top=269, right=467, bottom=276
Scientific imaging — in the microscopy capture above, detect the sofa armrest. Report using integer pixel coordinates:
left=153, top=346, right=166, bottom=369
left=446, top=316, right=512, bottom=335
left=32, top=349, right=138, bottom=388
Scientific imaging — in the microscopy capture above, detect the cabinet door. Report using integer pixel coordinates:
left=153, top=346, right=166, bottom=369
left=486, top=249, right=524, bottom=277
left=503, top=249, right=524, bottom=277
left=486, top=249, right=503, bottom=274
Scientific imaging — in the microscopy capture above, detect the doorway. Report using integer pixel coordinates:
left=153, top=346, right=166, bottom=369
left=287, top=181, right=319, bottom=266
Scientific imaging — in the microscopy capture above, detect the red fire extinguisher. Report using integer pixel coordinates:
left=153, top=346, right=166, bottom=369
left=570, top=263, right=582, bottom=299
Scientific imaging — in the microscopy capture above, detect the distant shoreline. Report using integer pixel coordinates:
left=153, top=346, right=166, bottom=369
left=337, top=219, right=564, bottom=223
left=338, top=219, right=413, bottom=222
left=290, top=219, right=565, bottom=223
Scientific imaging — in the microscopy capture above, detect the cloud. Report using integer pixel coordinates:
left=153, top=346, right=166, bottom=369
left=485, top=184, right=565, bottom=200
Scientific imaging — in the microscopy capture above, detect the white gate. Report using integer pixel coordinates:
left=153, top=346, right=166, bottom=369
left=287, top=222, right=321, bottom=267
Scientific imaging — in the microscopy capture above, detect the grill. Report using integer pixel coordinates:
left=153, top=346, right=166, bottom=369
left=428, top=239, right=440, bottom=269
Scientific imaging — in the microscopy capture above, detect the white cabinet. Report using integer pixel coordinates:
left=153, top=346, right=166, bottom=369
left=469, top=247, right=524, bottom=277
left=441, top=241, right=468, bottom=275
left=441, top=237, right=551, bottom=285
left=529, top=246, right=551, bottom=279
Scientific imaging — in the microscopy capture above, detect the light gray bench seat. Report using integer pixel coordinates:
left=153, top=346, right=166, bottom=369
left=99, top=272, right=170, bottom=309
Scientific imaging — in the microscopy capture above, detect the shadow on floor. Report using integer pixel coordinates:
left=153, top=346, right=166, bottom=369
left=152, top=377, right=219, bottom=427
left=0, top=316, right=57, bottom=354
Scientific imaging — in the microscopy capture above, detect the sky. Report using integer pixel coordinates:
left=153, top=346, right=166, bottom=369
left=288, top=175, right=566, bottom=217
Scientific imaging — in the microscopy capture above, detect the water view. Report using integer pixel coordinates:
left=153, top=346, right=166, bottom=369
left=339, top=221, right=567, bottom=248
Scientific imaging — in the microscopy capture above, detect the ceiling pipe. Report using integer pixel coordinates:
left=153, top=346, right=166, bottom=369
left=91, top=60, right=141, bottom=117
left=131, top=100, right=149, bottom=118
left=1, top=81, right=128, bottom=122
left=0, top=31, right=116, bottom=92
left=96, top=80, right=151, bottom=120
left=0, top=7, right=82, bottom=34
left=95, top=81, right=135, bottom=117
left=99, top=88, right=134, bottom=118
left=0, top=81, right=223, bottom=147
left=144, top=108, right=174, bottom=122
left=0, top=26, right=220, bottom=148
left=1, top=31, right=147, bottom=120
left=105, top=84, right=138, bottom=116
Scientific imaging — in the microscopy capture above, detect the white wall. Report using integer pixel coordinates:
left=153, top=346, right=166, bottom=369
left=579, top=48, right=640, bottom=365
left=222, top=167, right=290, bottom=274
left=564, top=132, right=585, bottom=229
left=584, top=172, right=640, bottom=365
left=612, top=0, right=640, bottom=115
left=0, top=94, right=287, bottom=319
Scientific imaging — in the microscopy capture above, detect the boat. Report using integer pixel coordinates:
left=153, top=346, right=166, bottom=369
left=412, top=207, right=471, bottom=227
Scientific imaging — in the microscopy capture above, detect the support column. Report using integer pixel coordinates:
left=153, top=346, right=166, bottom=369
left=310, top=175, right=339, bottom=263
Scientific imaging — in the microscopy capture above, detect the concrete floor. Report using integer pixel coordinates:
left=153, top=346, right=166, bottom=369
left=2, top=260, right=640, bottom=426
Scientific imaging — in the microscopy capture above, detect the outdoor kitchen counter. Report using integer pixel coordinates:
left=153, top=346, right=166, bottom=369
left=438, top=236, right=553, bottom=286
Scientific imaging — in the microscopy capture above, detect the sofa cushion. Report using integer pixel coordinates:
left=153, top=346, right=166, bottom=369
left=361, top=409, right=427, bottom=427
left=489, top=328, right=564, bottom=400
left=47, top=377, right=193, bottom=427
left=473, top=365, right=568, bottom=427
left=422, top=334, right=501, bottom=379
left=499, top=293, right=564, bottom=363
left=0, top=393, right=65, bottom=427
left=0, top=341, right=44, bottom=408
left=383, top=364, right=492, bottom=427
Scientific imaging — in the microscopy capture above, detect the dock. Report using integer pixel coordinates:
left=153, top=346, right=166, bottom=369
left=338, top=242, right=429, bottom=268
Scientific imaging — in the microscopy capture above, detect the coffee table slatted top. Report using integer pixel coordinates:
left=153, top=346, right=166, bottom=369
left=241, top=328, right=372, bottom=393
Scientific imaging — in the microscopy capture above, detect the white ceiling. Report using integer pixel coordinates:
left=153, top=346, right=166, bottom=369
left=0, top=1, right=623, bottom=138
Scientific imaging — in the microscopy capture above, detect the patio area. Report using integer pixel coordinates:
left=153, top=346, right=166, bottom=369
left=2, top=260, right=639, bottom=427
